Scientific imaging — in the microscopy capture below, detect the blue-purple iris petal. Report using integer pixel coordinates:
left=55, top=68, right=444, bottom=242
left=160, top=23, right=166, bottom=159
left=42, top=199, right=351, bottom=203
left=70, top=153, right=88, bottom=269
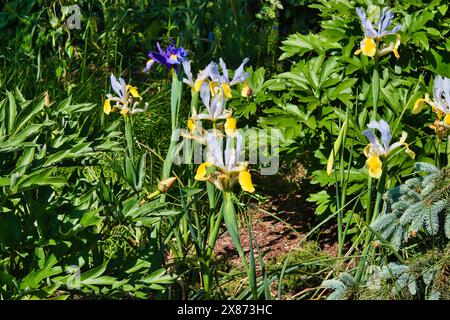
left=200, top=82, right=211, bottom=114
left=212, top=95, right=223, bottom=119
left=362, top=129, right=380, bottom=151
left=148, top=51, right=171, bottom=69
left=367, top=120, right=392, bottom=153
left=219, top=58, right=229, bottom=82
left=356, top=7, right=377, bottom=38
left=206, top=132, right=224, bottom=167
left=378, top=8, right=389, bottom=34
left=357, top=6, right=401, bottom=39
left=182, top=60, right=193, bottom=85
left=440, top=76, right=450, bottom=113
left=230, top=58, right=250, bottom=85
left=156, top=42, right=166, bottom=55
left=209, top=63, right=221, bottom=82
left=378, top=120, right=392, bottom=152
left=167, top=56, right=179, bottom=64
left=146, top=41, right=188, bottom=71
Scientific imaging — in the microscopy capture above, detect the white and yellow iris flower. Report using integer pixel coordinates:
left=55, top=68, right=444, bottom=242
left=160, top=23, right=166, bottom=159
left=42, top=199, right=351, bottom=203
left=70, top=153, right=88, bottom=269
left=354, top=7, right=402, bottom=59
left=182, top=60, right=214, bottom=93
left=362, top=120, right=415, bottom=179
left=413, top=75, right=450, bottom=128
left=103, top=74, right=147, bottom=116
left=192, top=82, right=232, bottom=123
left=194, top=130, right=255, bottom=193
left=208, top=58, right=249, bottom=99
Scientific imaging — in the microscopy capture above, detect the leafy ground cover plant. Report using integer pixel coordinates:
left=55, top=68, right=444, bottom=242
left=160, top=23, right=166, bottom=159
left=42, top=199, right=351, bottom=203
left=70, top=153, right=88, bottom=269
left=0, top=0, right=449, bottom=300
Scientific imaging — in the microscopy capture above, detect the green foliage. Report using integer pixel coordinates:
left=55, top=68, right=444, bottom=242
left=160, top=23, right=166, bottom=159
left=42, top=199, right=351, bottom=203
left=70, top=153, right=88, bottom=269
left=0, top=89, right=176, bottom=299
left=254, top=0, right=450, bottom=230
left=1, top=0, right=449, bottom=301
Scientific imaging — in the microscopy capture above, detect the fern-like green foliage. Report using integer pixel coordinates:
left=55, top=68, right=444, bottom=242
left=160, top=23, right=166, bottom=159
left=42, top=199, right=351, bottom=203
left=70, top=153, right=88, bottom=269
left=323, top=245, right=449, bottom=300
left=366, top=244, right=449, bottom=300
left=322, top=273, right=356, bottom=300
left=372, top=162, right=450, bottom=249
left=379, top=263, right=417, bottom=296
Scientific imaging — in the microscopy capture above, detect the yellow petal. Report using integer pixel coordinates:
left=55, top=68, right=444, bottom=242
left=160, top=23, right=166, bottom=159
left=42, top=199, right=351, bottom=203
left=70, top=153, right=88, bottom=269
left=238, top=170, right=255, bottom=193
left=195, top=162, right=213, bottom=181
left=444, top=114, right=450, bottom=126
left=393, top=48, right=400, bottom=59
left=354, top=48, right=362, bottom=55
left=404, top=143, right=416, bottom=159
left=194, top=79, right=204, bottom=92
left=187, top=118, right=196, bottom=134
left=120, top=108, right=129, bottom=116
left=413, top=98, right=426, bottom=114
left=361, top=37, right=376, bottom=57
left=393, top=34, right=401, bottom=59
left=222, top=83, right=232, bottom=99
left=363, top=144, right=372, bottom=158
left=103, top=99, right=111, bottom=115
left=127, top=85, right=142, bottom=99
left=225, top=117, right=237, bottom=136
left=413, top=93, right=443, bottom=118
left=367, top=154, right=382, bottom=179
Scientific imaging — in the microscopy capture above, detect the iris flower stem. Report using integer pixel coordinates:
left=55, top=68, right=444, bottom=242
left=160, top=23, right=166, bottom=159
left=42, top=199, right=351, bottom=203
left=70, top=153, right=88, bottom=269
left=170, top=69, right=183, bottom=132
left=221, top=192, right=254, bottom=296
left=364, top=175, right=373, bottom=233
left=340, top=104, right=358, bottom=254
left=337, top=108, right=351, bottom=257
left=202, top=207, right=223, bottom=297
left=356, top=164, right=388, bottom=282
left=361, top=40, right=380, bottom=266
left=371, top=41, right=380, bottom=121
left=202, top=192, right=224, bottom=297
left=124, top=116, right=134, bottom=161
left=160, top=70, right=184, bottom=202
left=331, top=118, right=343, bottom=257
left=372, top=163, right=388, bottom=223
left=190, top=91, right=199, bottom=116
left=205, top=207, right=223, bottom=259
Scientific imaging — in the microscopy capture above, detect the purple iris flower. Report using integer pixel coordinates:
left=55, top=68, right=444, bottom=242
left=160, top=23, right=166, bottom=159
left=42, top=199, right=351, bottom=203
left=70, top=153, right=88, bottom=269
left=144, top=40, right=187, bottom=73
